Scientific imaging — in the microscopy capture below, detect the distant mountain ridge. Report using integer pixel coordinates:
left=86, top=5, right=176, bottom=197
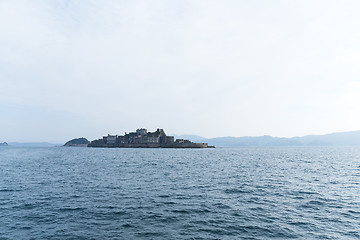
left=173, top=134, right=208, bottom=143
left=4, top=130, right=360, bottom=147
left=7, top=142, right=59, bottom=147
left=177, top=131, right=360, bottom=147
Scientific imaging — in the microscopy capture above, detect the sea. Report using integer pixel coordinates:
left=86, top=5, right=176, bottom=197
left=0, top=146, right=359, bottom=240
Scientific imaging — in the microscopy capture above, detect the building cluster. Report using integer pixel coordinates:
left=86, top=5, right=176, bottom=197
left=88, top=128, right=212, bottom=148
left=91, top=128, right=175, bottom=145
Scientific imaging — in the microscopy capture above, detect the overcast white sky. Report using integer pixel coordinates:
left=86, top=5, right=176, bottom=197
left=1, top=0, right=360, bottom=142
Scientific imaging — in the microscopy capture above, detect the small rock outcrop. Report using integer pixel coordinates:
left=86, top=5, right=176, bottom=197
left=64, top=138, right=89, bottom=147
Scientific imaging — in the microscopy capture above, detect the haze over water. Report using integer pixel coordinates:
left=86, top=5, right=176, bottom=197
left=2, top=1, right=360, bottom=142
left=1, top=146, right=359, bottom=239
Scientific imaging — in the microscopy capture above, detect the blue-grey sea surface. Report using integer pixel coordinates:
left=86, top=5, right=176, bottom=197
left=0, top=147, right=359, bottom=239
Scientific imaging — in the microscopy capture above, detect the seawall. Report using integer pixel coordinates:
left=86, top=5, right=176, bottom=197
left=87, top=143, right=212, bottom=148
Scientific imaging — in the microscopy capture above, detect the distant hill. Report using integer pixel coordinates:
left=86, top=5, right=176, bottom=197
left=8, top=142, right=59, bottom=147
left=64, top=137, right=89, bottom=147
left=292, top=131, right=360, bottom=146
left=206, top=136, right=301, bottom=147
left=173, top=134, right=208, bottom=143
left=0, top=142, right=8, bottom=146
left=204, top=130, right=360, bottom=147
left=5, top=130, right=360, bottom=148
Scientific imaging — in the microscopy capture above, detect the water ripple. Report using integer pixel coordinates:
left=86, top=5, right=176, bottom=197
left=0, top=146, right=360, bottom=239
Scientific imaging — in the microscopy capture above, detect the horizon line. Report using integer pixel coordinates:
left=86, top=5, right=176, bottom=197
left=4, top=129, right=360, bottom=144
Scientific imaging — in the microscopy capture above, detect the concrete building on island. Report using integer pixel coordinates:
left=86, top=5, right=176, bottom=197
left=88, top=128, right=213, bottom=148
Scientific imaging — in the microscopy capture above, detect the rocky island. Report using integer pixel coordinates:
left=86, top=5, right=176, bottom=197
left=64, top=137, right=90, bottom=147
left=88, top=128, right=214, bottom=148
left=0, top=142, right=8, bottom=146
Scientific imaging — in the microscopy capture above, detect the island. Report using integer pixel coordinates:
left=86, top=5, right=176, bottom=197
left=0, top=142, right=8, bottom=146
left=88, top=128, right=214, bottom=148
left=64, top=137, right=90, bottom=147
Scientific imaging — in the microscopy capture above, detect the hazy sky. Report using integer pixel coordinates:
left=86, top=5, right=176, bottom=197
left=1, top=0, right=360, bottom=142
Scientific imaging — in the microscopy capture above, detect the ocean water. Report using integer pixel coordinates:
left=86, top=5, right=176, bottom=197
left=0, top=147, right=359, bottom=240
